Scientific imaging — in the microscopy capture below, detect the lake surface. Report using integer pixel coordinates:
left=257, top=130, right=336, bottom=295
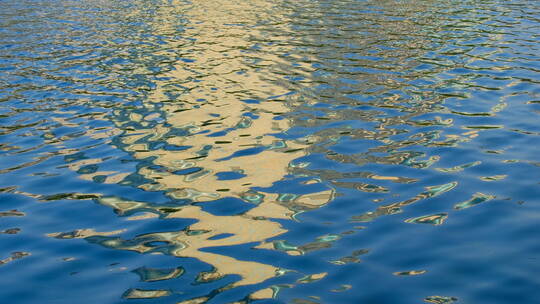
left=1, top=0, right=539, bottom=303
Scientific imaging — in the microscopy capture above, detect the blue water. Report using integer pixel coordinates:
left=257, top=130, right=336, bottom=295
left=1, top=0, right=539, bottom=303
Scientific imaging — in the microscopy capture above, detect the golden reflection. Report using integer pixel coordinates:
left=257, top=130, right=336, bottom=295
left=117, top=0, right=313, bottom=201
left=176, top=296, right=210, bottom=304
left=393, top=270, right=427, bottom=276
left=122, top=288, right=171, bottom=299
left=47, top=228, right=126, bottom=239
left=479, top=175, right=507, bottom=181
left=0, top=209, right=25, bottom=217
left=331, top=284, right=352, bottom=292
left=95, top=192, right=331, bottom=287
left=0, top=251, right=30, bottom=266
left=248, top=288, right=274, bottom=300
left=436, top=161, right=481, bottom=173
left=297, top=272, right=328, bottom=284
left=49, top=0, right=334, bottom=294
left=454, top=193, right=495, bottom=210
left=405, top=213, right=448, bottom=226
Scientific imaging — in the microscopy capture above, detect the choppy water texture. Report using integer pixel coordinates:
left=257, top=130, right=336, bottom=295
left=1, top=0, right=539, bottom=303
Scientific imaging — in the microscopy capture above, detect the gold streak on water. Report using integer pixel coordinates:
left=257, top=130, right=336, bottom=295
left=48, top=0, right=333, bottom=295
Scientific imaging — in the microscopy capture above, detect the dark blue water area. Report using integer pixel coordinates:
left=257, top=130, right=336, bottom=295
left=197, top=197, right=253, bottom=216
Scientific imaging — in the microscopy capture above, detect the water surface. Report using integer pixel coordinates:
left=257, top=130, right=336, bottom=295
left=1, top=0, right=539, bottom=303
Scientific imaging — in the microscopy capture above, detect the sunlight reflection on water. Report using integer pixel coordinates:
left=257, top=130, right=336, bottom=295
left=0, top=0, right=539, bottom=303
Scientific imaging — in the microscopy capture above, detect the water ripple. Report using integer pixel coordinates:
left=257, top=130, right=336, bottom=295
left=1, top=0, right=539, bottom=303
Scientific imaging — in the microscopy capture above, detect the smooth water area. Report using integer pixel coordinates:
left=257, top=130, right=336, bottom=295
left=1, top=0, right=539, bottom=303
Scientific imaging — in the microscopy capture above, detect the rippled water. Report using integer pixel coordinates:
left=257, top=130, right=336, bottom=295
left=1, top=0, right=539, bottom=303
